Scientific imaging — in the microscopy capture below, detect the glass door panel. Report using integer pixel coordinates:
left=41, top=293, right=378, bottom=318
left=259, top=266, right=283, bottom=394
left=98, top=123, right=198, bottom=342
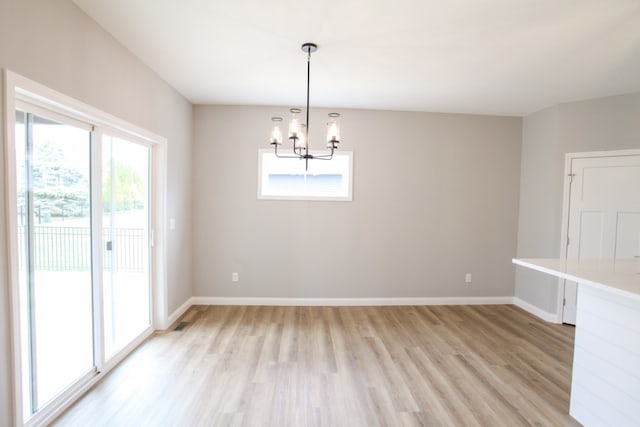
left=15, top=110, right=94, bottom=417
left=102, top=135, right=150, bottom=359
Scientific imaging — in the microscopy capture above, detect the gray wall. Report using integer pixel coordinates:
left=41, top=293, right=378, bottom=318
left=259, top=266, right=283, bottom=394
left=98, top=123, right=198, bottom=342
left=515, top=92, right=640, bottom=314
left=193, top=105, right=522, bottom=299
left=0, top=0, right=193, bottom=423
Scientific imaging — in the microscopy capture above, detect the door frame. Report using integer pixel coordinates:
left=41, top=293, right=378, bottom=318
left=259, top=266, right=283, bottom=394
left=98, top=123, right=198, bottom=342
left=556, top=148, right=640, bottom=323
left=3, top=69, right=168, bottom=426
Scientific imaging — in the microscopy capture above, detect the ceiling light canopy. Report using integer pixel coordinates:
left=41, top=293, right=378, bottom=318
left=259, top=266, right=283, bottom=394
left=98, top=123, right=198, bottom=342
left=269, top=42, right=341, bottom=170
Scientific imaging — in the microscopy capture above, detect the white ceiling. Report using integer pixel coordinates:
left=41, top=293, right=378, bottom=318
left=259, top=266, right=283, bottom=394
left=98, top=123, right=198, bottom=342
left=72, top=0, right=640, bottom=116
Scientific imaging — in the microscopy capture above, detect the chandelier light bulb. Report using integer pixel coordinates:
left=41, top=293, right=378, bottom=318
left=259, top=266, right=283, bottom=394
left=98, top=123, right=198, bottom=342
left=270, top=117, right=283, bottom=145
left=288, top=108, right=302, bottom=140
left=295, top=124, right=307, bottom=150
left=326, top=113, right=340, bottom=148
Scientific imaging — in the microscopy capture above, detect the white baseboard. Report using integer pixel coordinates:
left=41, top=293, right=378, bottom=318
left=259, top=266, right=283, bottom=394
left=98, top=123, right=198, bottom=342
left=166, top=296, right=562, bottom=326
left=513, top=297, right=561, bottom=323
left=190, top=296, right=514, bottom=306
left=166, top=297, right=562, bottom=328
left=165, top=297, right=194, bottom=329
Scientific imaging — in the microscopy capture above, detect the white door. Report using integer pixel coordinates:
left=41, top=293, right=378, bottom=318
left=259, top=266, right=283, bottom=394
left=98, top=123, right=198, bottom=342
left=563, top=154, right=640, bottom=324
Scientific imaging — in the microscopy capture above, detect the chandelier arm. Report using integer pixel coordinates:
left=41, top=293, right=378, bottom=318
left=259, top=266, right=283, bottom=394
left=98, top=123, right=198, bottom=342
left=274, top=152, right=303, bottom=159
left=308, top=153, right=335, bottom=160
left=293, top=145, right=305, bottom=157
left=274, top=143, right=304, bottom=159
left=308, top=146, right=335, bottom=159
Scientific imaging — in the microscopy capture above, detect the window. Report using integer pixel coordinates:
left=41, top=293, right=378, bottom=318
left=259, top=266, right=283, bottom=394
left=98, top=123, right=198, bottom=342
left=258, top=149, right=353, bottom=201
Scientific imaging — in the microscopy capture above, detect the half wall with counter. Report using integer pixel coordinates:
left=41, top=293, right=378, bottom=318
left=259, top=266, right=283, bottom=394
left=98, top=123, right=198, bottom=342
left=513, top=258, right=640, bottom=427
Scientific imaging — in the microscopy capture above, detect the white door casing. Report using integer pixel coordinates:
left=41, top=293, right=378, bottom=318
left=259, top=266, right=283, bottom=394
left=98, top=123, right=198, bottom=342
left=561, top=152, right=640, bottom=324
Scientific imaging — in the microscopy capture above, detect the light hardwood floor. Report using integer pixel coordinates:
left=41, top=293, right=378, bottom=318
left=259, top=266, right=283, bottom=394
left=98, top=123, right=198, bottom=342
left=55, top=305, right=579, bottom=426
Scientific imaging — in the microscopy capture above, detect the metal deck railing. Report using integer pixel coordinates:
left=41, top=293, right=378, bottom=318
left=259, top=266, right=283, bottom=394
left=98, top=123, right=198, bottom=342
left=18, top=226, right=146, bottom=272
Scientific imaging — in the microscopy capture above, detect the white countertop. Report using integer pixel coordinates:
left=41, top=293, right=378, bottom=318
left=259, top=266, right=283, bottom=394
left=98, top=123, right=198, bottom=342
left=512, top=258, right=640, bottom=301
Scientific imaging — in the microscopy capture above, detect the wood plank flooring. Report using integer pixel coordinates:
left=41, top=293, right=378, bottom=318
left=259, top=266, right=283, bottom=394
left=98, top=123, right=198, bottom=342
left=55, top=305, right=579, bottom=426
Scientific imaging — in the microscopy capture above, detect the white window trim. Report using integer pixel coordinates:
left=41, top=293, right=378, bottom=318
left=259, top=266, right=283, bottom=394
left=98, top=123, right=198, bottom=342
left=257, top=149, right=354, bottom=201
left=2, top=69, right=168, bottom=426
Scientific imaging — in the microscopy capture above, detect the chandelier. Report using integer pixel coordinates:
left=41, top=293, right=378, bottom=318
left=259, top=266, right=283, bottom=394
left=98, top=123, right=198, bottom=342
left=269, top=42, right=341, bottom=170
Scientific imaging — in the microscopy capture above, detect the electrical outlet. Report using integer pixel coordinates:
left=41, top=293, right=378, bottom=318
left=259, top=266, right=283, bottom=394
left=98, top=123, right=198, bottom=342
left=465, top=273, right=472, bottom=283
left=232, top=272, right=239, bottom=282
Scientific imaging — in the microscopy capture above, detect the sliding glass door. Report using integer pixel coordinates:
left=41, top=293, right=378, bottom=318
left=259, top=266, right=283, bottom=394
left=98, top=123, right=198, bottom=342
left=14, top=108, right=152, bottom=421
left=102, top=134, right=151, bottom=359
left=15, top=110, right=95, bottom=417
